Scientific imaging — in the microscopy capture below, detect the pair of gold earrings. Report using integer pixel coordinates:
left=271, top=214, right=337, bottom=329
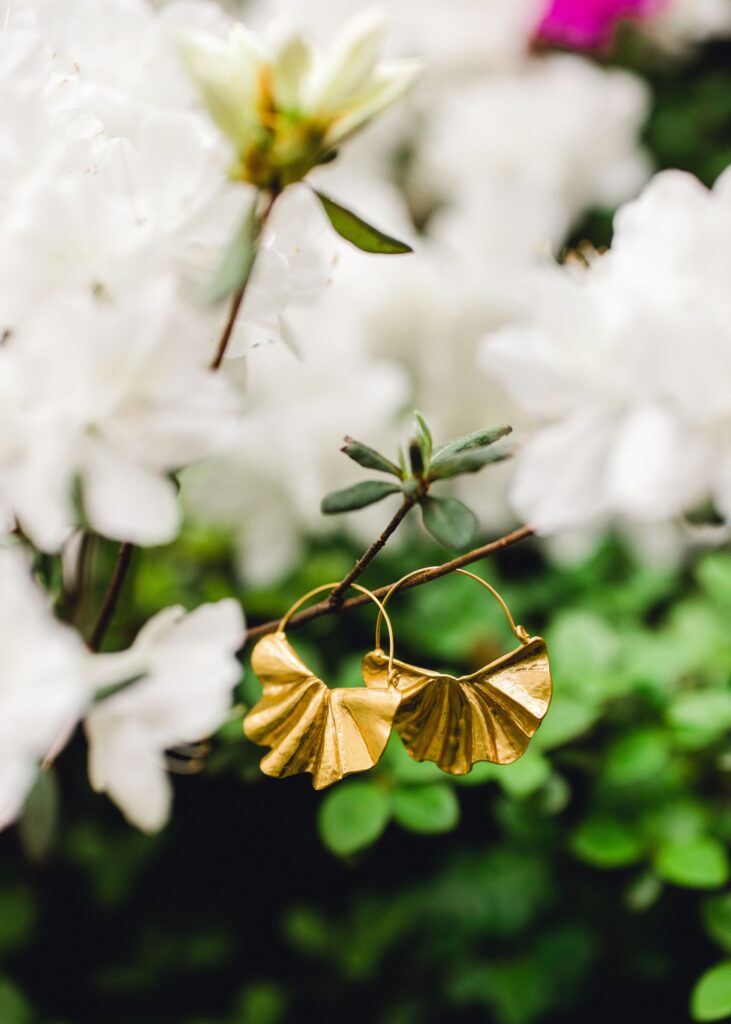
left=244, top=570, right=552, bottom=789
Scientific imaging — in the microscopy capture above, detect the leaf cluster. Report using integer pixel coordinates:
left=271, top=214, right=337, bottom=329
left=321, top=413, right=512, bottom=550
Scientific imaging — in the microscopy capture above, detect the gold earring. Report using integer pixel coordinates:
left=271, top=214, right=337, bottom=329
left=362, top=568, right=552, bottom=775
left=244, top=583, right=400, bottom=789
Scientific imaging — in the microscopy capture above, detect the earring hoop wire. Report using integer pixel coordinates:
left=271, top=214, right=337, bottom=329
left=373, top=567, right=530, bottom=651
left=277, top=582, right=396, bottom=682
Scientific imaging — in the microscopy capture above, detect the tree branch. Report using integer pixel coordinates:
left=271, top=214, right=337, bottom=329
left=209, top=189, right=279, bottom=371
left=244, top=524, right=534, bottom=644
left=89, top=541, right=134, bottom=652
left=328, top=496, right=417, bottom=606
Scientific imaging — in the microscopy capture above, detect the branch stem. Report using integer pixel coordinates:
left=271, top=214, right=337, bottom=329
left=209, top=189, right=279, bottom=371
left=89, top=542, right=134, bottom=652
left=244, top=524, right=534, bottom=645
left=328, top=496, right=416, bottom=605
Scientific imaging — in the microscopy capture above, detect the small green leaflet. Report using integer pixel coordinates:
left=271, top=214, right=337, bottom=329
left=431, top=425, right=513, bottom=468
left=429, top=447, right=510, bottom=480
left=691, top=961, right=731, bottom=1022
left=341, top=437, right=402, bottom=477
left=321, top=480, right=402, bottom=514
left=421, top=496, right=478, bottom=551
left=314, top=190, right=413, bottom=255
left=209, top=192, right=260, bottom=304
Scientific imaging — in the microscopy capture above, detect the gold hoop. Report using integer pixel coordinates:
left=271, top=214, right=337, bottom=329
left=278, top=582, right=396, bottom=683
left=373, top=567, right=530, bottom=651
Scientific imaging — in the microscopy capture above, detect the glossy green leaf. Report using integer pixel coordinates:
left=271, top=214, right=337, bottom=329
left=655, top=837, right=730, bottom=890
left=393, top=784, right=459, bottom=834
left=0, top=979, right=32, bottom=1024
left=603, top=729, right=671, bottom=787
left=497, top=751, right=552, bottom=799
left=314, top=191, right=413, bottom=254
left=421, top=496, right=478, bottom=550
left=321, top=480, right=402, bottom=514
left=571, top=817, right=645, bottom=868
left=704, top=894, right=731, bottom=953
left=431, top=425, right=512, bottom=467
left=691, top=961, right=731, bottom=1021
left=209, top=192, right=259, bottom=303
left=429, top=447, right=510, bottom=481
left=318, top=783, right=391, bottom=856
left=341, top=437, right=401, bottom=477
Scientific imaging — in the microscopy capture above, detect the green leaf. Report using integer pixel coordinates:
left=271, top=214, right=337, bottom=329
left=314, top=191, right=413, bottom=254
left=496, top=751, right=552, bottom=799
left=421, top=496, right=478, bottom=550
left=431, top=425, right=513, bottom=467
left=691, top=962, right=731, bottom=1021
left=603, top=729, right=671, bottom=787
left=571, top=817, right=645, bottom=868
left=415, top=411, right=433, bottom=465
left=668, top=691, right=731, bottom=746
left=0, top=979, right=32, bottom=1024
left=321, top=480, right=402, bottom=515
left=393, top=784, right=459, bottom=834
left=704, top=894, right=731, bottom=953
left=18, top=769, right=59, bottom=863
left=318, top=783, right=391, bottom=856
left=429, top=447, right=510, bottom=481
left=209, top=192, right=259, bottom=303
left=341, top=437, right=401, bottom=477
left=655, top=837, right=730, bottom=890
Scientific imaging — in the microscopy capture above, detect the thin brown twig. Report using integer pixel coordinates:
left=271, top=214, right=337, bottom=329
left=244, top=524, right=534, bottom=645
left=328, top=496, right=417, bottom=606
left=89, top=541, right=134, bottom=652
left=209, top=189, right=279, bottom=371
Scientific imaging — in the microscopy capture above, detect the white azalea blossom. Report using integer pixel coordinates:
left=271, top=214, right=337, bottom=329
left=645, top=0, right=731, bottom=52
left=0, top=547, right=90, bottom=829
left=86, top=600, right=244, bottom=832
left=178, top=8, right=422, bottom=187
left=483, top=168, right=731, bottom=535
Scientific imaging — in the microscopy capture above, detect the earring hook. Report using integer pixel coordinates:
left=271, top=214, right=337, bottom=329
left=373, top=567, right=530, bottom=651
left=277, top=582, right=396, bottom=683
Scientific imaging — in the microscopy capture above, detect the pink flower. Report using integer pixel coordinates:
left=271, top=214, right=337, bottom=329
left=537, top=0, right=668, bottom=49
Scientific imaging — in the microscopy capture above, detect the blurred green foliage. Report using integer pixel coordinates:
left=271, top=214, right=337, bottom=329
left=2, top=526, right=730, bottom=1023
left=1, top=28, right=731, bottom=1024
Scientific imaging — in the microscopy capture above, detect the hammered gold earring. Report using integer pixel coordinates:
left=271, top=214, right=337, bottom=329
left=362, top=569, right=552, bottom=775
left=244, top=583, right=400, bottom=789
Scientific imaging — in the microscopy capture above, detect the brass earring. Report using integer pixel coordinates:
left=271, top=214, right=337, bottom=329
left=362, top=569, right=552, bottom=775
left=244, top=583, right=400, bottom=789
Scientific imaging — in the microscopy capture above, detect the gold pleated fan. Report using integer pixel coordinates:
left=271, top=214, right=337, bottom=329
left=362, top=637, right=551, bottom=774
left=245, top=620, right=400, bottom=790
left=362, top=568, right=553, bottom=774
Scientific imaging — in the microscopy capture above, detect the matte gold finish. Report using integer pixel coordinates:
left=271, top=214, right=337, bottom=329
left=244, top=583, right=400, bottom=789
left=362, top=568, right=552, bottom=774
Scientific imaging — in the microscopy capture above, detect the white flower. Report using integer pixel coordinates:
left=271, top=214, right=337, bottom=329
left=482, top=168, right=731, bottom=534
left=86, top=599, right=244, bottom=832
left=178, top=8, right=422, bottom=186
left=644, top=0, right=731, bottom=53
left=247, top=0, right=544, bottom=76
left=414, top=55, right=651, bottom=258
left=0, top=277, right=240, bottom=551
left=0, top=547, right=91, bottom=829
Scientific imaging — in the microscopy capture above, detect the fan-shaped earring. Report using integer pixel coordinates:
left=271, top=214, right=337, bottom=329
left=362, top=569, right=552, bottom=775
left=244, top=583, right=400, bottom=789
